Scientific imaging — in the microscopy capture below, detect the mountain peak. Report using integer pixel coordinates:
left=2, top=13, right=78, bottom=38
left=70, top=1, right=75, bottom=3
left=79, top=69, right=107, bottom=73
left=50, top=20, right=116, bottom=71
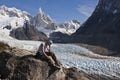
left=0, top=5, right=7, bottom=10
left=33, top=8, right=54, bottom=29
left=39, top=8, right=43, bottom=14
left=0, top=5, right=31, bottom=29
left=0, top=5, right=30, bottom=17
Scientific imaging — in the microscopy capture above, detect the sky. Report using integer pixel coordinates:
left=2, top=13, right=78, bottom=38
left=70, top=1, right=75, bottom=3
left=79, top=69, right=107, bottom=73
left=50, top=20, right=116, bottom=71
left=0, top=0, right=98, bottom=24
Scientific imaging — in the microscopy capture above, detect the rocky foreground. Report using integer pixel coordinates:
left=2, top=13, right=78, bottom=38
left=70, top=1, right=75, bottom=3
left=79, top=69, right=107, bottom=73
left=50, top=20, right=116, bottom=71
left=0, top=50, right=93, bottom=80
left=0, top=42, right=119, bottom=80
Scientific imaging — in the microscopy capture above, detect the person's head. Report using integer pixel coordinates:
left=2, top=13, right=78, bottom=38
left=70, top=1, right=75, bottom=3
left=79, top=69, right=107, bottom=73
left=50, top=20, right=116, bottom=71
left=40, top=43, right=44, bottom=48
left=45, top=40, right=53, bottom=46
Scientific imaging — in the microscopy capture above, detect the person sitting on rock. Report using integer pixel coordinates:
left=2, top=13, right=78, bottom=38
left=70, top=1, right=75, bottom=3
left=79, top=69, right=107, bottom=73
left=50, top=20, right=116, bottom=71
left=36, top=42, right=60, bottom=69
left=44, top=40, right=61, bottom=66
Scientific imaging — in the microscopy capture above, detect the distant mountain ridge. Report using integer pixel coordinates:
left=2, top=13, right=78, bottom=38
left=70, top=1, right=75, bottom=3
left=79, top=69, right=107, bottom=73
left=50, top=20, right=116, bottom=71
left=0, top=5, right=80, bottom=34
left=33, top=8, right=80, bottom=35
left=0, top=5, right=80, bottom=41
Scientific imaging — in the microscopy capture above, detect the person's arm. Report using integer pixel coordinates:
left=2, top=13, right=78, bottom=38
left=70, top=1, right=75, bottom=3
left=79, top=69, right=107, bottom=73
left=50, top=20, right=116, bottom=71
left=42, top=46, right=50, bottom=59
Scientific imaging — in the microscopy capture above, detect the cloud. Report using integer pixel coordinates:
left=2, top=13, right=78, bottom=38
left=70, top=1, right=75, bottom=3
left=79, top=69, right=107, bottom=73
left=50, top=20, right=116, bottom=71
left=77, top=5, right=94, bottom=17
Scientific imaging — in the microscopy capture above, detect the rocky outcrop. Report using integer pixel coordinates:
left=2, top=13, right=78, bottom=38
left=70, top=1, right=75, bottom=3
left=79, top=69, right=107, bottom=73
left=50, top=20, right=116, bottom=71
left=0, top=51, right=92, bottom=80
left=3, top=25, right=11, bottom=30
left=10, top=22, right=48, bottom=41
left=71, top=0, right=120, bottom=52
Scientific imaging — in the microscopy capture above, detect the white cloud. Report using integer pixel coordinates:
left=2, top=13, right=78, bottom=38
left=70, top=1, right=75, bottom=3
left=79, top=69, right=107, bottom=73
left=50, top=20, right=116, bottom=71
left=77, top=5, right=94, bottom=17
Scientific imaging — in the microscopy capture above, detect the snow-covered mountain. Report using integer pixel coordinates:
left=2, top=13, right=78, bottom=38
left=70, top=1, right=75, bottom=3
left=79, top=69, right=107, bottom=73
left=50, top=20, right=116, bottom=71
left=0, top=5, right=80, bottom=41
left=49, top=20, right=80, bottom=43
left=33, top=8, right=54, bottom=28
left=0, top=5, right=32, bottom=30
left=33, top=8, right=57, bottom=35
left=33, top=8, right=80, bottom=35
left=58, top=20, right=80, bottom=34
left=0, top=5, right=48, bottom=41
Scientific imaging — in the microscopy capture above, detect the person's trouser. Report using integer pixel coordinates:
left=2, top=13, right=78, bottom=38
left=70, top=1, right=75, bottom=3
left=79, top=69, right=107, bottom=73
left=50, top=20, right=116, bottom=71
left=45, top=52, right=60, bottom=66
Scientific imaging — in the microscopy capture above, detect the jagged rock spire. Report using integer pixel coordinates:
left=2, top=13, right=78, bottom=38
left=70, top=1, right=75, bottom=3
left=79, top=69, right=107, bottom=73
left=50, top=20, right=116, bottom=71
left=39, top=8, right=42, bottom=13
left=39, top=8, right=43, bottom=14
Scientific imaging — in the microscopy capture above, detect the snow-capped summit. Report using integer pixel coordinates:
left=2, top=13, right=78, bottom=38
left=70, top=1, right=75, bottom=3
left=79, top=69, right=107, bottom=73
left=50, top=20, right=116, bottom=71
left=39, top=8, right=43, bottom=16
left=0, top=5, right=31, bottom=29
left=33, top=8, right=57, bottom=35
left=58, top=20, right=80, bottom=34
left=33, top=9, right=80, bottom=35
left=33, top=8, right=54, bottom=27
left=0, top=5, right=30, bottom=18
